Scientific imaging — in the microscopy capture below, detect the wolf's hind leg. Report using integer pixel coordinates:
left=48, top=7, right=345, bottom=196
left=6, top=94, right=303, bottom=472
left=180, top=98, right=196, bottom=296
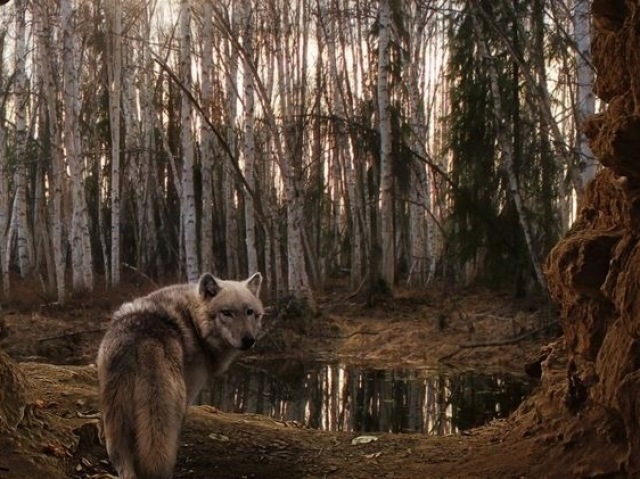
left=105, top=434, right=138, bottom=479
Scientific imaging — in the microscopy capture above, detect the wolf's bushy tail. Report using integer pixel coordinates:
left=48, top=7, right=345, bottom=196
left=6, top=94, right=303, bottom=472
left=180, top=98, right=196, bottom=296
left=132, top=346, right=187, bottom=479
left=101, top=379, right=138, bottom=479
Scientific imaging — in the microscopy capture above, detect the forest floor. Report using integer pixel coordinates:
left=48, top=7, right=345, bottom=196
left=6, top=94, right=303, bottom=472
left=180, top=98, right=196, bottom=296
left=0, top=278, right=591, bottom=479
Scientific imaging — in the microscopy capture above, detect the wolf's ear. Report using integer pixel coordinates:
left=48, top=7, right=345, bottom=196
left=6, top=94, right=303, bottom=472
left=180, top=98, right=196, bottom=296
left=244, top=272, right=262, bottom=297
left=198, top=273, right=221, bottom=299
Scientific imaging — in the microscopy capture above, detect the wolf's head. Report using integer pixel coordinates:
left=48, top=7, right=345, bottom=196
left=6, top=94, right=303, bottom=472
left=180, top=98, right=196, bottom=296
left=195, top=272, right=265, bottom=351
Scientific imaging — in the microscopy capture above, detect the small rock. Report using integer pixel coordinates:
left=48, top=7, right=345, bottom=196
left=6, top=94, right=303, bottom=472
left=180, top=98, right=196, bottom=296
left=351, top=435, right=379, bottom=445
left=208, top=432, right=230, bottom=442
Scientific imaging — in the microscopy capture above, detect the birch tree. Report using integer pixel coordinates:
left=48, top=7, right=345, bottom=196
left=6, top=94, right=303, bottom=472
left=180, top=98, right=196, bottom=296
left=404, top=2, right=432, bottom=286
left=180, top=0, right=198, bottom=282
left=220, top=5, right=241, bottom=279
left=137, top=0, right=160, bottom=274
left=0, top=0, right=593, bottom=297
left=273, top=0, right=314, bottom=303
left=574, top=0, right=597, bottom=188
left=62, top=0, right=93, bottom=292
left=38, top=2, right=66, bottom=304
left=320, top=0, right=364, bottom=288
left=107, top=0, right=122, bottom=286
left=0, top=27, right=9, bottom=297
left=378, top=0, right=395, bottom=288
left=241, top=0, right=258, bottom=275
left=200, top=1, right=216, bottom=274
left=213, top=1, right=314, bottom=304
left=10, top=0, right=33, bottom=279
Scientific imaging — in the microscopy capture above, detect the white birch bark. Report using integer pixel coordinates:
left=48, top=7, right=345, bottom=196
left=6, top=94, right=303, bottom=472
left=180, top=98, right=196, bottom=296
left=405, top=3, right=430, bottom=287
left=122, top=56, right=141, bottom=266
left=213, top=2, right=313, bottom=303
left=224, top=6, right=239, bottom=279
left=377, top=0, right=395, bottom=287
left=139, top=2, right=158, bottom=272
left=180, top=0, right=198, bottom=282
left=200, top=2, right=215, bottom=274
left=241, top=0, right=258, bottom=275
left=62, top=0, right=93, bottom=292
left=322, top=1, right=363, bottom=288
left=349, top=0, right=373, bottom=270
left=107, top=0, right=122, bottom=286
left=38, top=3, right=66, bottom=303
left=274, top=10, right=313, bottom=302
left=471, top=8, right=547, bottom=291
left=11, top=0, right=33, bottom=279
left=574, top=0, right=597, bottom=187
left=0, top=84, right=8, bottom=297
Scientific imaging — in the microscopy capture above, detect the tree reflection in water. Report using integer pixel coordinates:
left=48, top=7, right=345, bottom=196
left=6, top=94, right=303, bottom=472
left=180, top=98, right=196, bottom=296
left=198, top=361, right=531, bottom=435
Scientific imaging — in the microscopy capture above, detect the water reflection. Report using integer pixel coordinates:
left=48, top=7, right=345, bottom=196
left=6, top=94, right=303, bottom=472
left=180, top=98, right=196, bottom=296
left=198, top=361, right=530, bottom=435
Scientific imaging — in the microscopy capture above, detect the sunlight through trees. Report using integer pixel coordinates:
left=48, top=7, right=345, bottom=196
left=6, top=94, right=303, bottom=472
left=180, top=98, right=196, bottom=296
left=0, top=0, right=594, bottom=304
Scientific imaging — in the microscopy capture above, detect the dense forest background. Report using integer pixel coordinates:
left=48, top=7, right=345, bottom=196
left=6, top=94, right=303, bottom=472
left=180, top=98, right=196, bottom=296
left=0, top=0, right=594, bottom=306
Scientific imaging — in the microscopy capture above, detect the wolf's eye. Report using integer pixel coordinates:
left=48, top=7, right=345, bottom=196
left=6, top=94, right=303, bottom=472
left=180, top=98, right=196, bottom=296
left=246, top=308, right=254, bottom=316
left=221, top=310, right=232, bottom=317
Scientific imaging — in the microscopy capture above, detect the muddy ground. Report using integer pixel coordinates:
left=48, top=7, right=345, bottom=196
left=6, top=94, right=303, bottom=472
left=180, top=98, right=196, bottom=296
left=0, top=281, right=581, bottom=479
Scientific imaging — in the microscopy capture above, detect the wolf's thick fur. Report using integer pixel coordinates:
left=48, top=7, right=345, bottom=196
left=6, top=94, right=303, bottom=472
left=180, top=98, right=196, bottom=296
left=97, top=272, right=264, bottom=479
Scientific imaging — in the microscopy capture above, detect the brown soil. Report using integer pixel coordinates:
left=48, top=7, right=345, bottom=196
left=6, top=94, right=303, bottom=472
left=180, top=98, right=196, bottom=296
left=0, top=280, right=597, bottom=479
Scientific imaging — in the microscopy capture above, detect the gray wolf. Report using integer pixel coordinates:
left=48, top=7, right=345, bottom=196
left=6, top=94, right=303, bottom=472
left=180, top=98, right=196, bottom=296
left=97, top=272, right=264, bottom=479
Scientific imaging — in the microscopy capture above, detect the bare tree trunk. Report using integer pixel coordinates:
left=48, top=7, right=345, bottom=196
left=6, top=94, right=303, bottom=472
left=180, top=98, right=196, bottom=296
left=241, top=0, right=258, bottom=275
left=0, top=71, right=8, bottom=297
left=405, top=2, right=431, bottom=287
left=272, top=3, right=313, bottom=303
left=122, top=53, right=142, bottom=270
left=224, top=6, right=239, bottom=279
left=574, top=0, right=597, bottom=187
left=38, top=3, right=66, bottom=303
left=63, top=0, right=92, bottom=292
left=200, top=2, right=215, bottom=274
left=377, top=0, right=394, bottom=288
left=425, top=9, right=448, bottom=283
left=139, top=1, right=158, bottom=274
left=321, top=0, right=363, bottom=288
left=107, top=0, right=122, bottom=286
left=11, top=0, right=33, bottom=279
left=211, top=1, right=313, bottom=303
left=471, top=6, right=547, bottom=291
left=180, top=0, right=198, bottom=282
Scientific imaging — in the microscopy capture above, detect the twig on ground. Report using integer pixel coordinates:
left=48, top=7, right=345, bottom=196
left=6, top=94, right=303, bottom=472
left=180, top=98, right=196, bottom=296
left=38, top=328, right=107, bottom=343
left=458, top=320, right=559, bottom=348
left=438, top=320, right=559, bottom=363
left=326, top=330, right=380, bottom=340
left=122, top=263, right=158, bottom=288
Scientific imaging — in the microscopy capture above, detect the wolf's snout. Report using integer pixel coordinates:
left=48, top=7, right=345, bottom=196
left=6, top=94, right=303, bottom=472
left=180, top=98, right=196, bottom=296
left=240, top=335, right=256, bottom=350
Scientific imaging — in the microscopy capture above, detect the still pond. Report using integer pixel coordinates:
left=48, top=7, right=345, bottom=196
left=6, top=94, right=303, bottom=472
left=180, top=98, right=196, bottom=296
left=200, top=360, right=531, bottom=435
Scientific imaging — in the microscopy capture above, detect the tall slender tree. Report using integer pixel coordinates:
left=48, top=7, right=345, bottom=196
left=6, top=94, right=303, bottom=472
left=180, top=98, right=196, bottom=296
left=224, top=5, right=240, bottom=279
left=200, top=1, right=216, bottom=274
left=63, top=0, right=93, bottom=292
left=378, top=0, right=395, bottom=288
left=38, top=2, right=66, bottom=304
left=180, top=0, right=198, bottom=282
left=574, top=0, right=596, bottom=189
left=11, top=0, right=33, bottom=279
left=0, top=27, right=9, bottom=298
left=107, top=0, right=122, bottom=286
left=0, top=0, right=596, bottom=299
left=241, top=0, right=259, bottom=276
